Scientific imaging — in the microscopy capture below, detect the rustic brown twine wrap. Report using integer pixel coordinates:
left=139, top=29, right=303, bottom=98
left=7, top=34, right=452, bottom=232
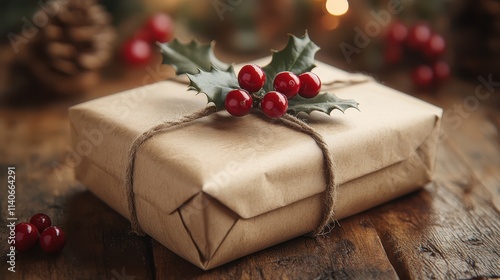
left=125, top=105, right=337, bottom=237
left=124, top=73, right=376, bottom=235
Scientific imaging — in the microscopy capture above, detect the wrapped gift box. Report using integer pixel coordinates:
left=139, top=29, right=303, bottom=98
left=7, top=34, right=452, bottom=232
left=69, top=59, right=442, bottom=270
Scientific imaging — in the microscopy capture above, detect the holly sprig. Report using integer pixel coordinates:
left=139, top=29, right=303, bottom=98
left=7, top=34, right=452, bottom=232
left=159, top=33, right=359, bottom=116
left=158, top=39, right=229, bottom=75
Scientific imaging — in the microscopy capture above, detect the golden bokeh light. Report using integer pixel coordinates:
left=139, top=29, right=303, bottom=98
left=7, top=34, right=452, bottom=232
left=325, top=0, right=349, bottom=16
left=321, top=14, right=340, bottom=30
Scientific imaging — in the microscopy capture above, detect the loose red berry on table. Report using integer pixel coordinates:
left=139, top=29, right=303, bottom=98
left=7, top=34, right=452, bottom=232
left=386, top=21, right=408, bottom=44
left=39, top=226, right=66, bottom=254
left=424, top=34, right=446, bottom=58
left=238, top=64, right=266, bottom=92
left=273, top=71, right=301, bottom=99
left=298, top=72, right=321, bottom=98
left=412, top=65, right=434, bottom=88
left=29, top=213, right=52, bottom=233
left=406, top=23, right=432, bottom=50
left=261, top=91, right=288, bottom=118
left=433, top=61, right=450, bottom=82
left=225, top=89, right=253, bottom=117
left=15, top=223, right=39, bottom=252
left=121, top=38, right=152, bottom=66
left=145, top=13, right=173, bottom=43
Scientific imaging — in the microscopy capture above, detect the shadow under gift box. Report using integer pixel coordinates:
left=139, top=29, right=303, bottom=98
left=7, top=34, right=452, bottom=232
left=69, top=60, right=442, bottom=270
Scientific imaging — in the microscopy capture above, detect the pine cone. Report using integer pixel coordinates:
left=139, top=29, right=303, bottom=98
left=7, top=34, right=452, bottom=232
left=27, top=0, right=116, bottom=95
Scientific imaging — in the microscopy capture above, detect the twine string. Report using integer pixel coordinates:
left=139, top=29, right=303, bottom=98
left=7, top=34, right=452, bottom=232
left=125, top=105, right=217, bottom=235
left=125, top=109, right=339, bottom=237
left=277, top=114, right=337, bottom=236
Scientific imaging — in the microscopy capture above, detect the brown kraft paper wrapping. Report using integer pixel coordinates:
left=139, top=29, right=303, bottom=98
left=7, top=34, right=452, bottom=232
left=69, top=59, right=443, bottom=270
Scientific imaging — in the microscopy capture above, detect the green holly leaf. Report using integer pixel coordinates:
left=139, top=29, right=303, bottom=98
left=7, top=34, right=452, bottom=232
left=287, top=93, right=359, bottom=116
left=187, top=66, right=239, bottom=109
left=160, top=32, right=359, bottom=117
left=158, top=39, right=229, bottom=75
left=262, top=32, right=320, bottom=92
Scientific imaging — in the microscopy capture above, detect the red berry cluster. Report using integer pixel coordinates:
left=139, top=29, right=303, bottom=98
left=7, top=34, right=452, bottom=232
left=384, top=21, right=450, bottom=88
left=15, top=213, right=66, bottom=253
left=122, top=13, right=174, bottom=66
left=225, top=65, right=322, bottom=118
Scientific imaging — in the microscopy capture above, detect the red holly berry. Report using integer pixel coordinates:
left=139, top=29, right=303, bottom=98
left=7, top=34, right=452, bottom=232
left=121, top=38, right=152, bottom=66
left=384, top=43, right=403, bottom=65
left=238, top=64, right=266, bottom=92
left=298, top=72, right=321, bottom=98
left=273, top=71, right=300, bottom=99
left=15, top=223, right=39, bottom=251
left=424, top=34, right=446, bottom=58
left=386, top=21, right=408, bottom=44
left=412, top=65, right=434, bottom=88
left=29, top=213, right=52, bottom=233
left=225, top=89, right=253, bottom=117
left=406, top=23, right=432, bottom=50
left=144, top=13, right=173, bottom=43
left=433, top=61, right=450, bottom=82
left=39, top=226, right=66, bottom=254
left=133, top=28, right=153, bottom=43
left=261, top=91, right=288, bottom=118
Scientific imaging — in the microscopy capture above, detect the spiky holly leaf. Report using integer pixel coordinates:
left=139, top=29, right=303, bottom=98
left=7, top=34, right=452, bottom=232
left=158, top=39, right=229, bottom=75
left=261, top=32, right=320, bottom=93
left=160, top=33, right=359, bottom=116
left=187, top=66, right=239, bottom=109
left=287, top=93, right=359, bottom=116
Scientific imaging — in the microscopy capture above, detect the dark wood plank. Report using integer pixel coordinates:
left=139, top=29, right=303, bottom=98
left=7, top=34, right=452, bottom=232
left=0, top=108, right=154, bottom=280
left=368, top=136, right=500, bottom=279
left=442, top=107, right=500, bottom=213
left=1, top=41, right=500, bottom=279
left=152, top=214, right=398, bottom=280
left=365, top=75, right=500, bottom=279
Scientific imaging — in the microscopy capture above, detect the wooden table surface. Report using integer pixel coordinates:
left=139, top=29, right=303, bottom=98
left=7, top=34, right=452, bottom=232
left=0, top=48, right=499, bottom=279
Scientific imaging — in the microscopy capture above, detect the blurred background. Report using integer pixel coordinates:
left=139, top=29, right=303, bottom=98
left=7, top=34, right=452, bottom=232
left=0, top=0, right=499, bottom=104
left=1, top=2, right=499, bottom=278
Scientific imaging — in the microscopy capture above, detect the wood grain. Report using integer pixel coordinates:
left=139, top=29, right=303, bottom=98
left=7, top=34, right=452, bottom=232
left=153, top=215, right=398, bottom=280
left=0, top=43, right=499, bottom=279
left=369, top=140, right=500, bottom=279
left=0, top=108, right=154, bottom=280
left=371, top=76, right=500, bottom=279
left=443, top=107, right=500, bottom=213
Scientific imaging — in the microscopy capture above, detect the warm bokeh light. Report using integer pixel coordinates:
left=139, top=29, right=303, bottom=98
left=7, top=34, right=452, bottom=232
left=321, top=14, right=340, bottom=30
left=325, top=0, right=349, bottom=16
